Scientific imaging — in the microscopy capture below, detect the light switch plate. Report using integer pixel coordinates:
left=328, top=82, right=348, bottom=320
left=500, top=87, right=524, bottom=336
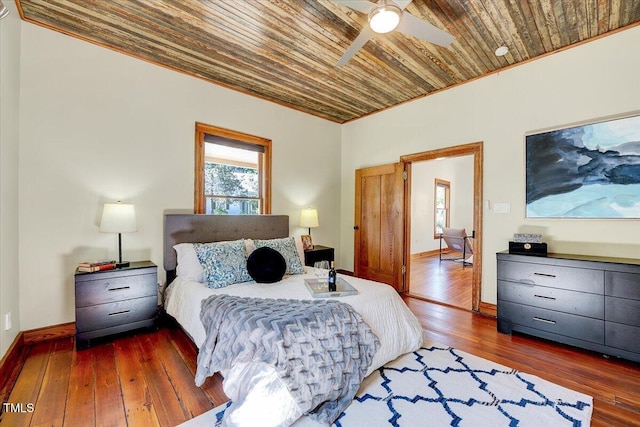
left=493, top=202, right=511, bottom=214
left=4, top=312, right=11, bottom=331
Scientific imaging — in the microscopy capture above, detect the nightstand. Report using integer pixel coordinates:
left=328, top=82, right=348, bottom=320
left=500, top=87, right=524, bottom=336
left=75, top=261, right=158, bottom=349
left=303, top=245, right=335, bottom=267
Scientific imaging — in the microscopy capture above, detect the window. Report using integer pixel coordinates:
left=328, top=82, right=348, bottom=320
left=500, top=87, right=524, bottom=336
left=195, top=123, right=271, bottom=214
left=434, top=179, right=450, bottom=237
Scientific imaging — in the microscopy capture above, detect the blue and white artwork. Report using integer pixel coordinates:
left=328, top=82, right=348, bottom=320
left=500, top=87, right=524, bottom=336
left=526, top=114, right=640, bottom=218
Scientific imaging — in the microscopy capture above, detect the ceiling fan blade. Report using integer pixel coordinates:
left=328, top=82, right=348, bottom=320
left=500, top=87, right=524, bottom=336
left=337, top=26, right=375, bottom=66
left=333, top=0, right=376, bottom=14
left=396, top=12, right=454, bottom=47
left=392, top=0, right=413, bottom=11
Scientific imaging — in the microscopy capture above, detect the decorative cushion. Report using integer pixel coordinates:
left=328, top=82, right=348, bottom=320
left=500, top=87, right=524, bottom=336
left=173, top=243, right=204, bottom=283
left=246, top=246, right=287, bottom=283
left=193, top=240, right=251, bottom=289
left=253, top=237, right=305, bottom=275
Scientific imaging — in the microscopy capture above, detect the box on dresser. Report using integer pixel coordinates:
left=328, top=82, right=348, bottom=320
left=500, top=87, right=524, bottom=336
left=75, top=261, right=158, bottom=349
left=497, top=251, right=640, bottom=363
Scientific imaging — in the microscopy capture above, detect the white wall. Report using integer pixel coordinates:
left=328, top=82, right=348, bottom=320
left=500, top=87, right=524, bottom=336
left=5, top=18, right=640, bottom=346
left=340, top=26, right=640, bottom=304
left=410, top=156, right=474, bottom=254
left=17, top=23, right=341, bottom=331
left=0, top=2, right=21, bottom=358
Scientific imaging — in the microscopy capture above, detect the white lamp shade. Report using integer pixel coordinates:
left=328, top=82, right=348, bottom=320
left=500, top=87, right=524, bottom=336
left=299, top=208, right=319, bottom=228
left=99, top=202, right=137, bottom=233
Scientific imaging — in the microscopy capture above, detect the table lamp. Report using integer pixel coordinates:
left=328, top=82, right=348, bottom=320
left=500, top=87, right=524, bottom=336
left=100, top=201, right=137, bottom=268
left=299, top=208, right=319, bottom=236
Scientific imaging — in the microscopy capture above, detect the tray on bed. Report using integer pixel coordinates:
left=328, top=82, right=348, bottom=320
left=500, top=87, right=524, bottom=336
left=304, top=277, right=358, bottom=298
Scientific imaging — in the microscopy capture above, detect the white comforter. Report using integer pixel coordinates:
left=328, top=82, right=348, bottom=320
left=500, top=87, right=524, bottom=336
left=165, top=270, right=423, bottom=426
left=165, top=270, right=423, bottom=377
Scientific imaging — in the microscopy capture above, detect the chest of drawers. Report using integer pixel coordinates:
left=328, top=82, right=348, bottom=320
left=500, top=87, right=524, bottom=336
left=497, top=252, right=640, bottom=363
left=75, top=261, right=157, bottom=349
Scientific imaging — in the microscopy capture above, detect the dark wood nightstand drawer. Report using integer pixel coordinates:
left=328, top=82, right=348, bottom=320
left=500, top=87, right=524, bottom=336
left=76, top=296, right=157, bottom=332
left=76, top=273, right=156, bottom=307
left=497, top=260, right=603, bottom=294
left=74, top=261, right=157, bottom=348
left=498, top=300, right=604, bottom=344
left=498, top=280, right=604, bottom=319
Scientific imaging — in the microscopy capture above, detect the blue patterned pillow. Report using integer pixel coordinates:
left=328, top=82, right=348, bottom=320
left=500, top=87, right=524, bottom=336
left=193, top=240, right=251, bottom=288
left=253, top=237, right=305, bottom=275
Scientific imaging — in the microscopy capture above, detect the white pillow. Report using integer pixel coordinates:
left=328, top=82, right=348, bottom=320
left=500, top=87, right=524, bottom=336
left=173, top=243, right=203, bottom=283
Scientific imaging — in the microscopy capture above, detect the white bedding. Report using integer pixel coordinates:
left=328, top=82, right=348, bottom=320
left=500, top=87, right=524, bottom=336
left=165, top=269, right=423, bottom=377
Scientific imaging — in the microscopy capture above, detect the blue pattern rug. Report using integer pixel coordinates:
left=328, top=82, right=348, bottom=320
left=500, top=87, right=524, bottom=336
left=181, top=342, right=593, bottom=426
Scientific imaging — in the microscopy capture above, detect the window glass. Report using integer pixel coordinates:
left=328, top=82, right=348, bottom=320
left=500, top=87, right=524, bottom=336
left=195, top=123, right=271, bottom=214
left=434, top=179, right=450, bottom=236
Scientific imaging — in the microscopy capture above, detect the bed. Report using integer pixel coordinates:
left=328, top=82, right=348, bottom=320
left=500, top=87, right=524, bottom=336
left=163, top=213, right=423, bottom=426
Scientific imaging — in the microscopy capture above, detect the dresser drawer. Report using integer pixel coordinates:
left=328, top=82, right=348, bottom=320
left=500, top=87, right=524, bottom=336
left=76, top=273, right=156, bottom=307
left=76, top=296, right=157, bottom=333
left=606, top=323, right=640, bottom=353
left=497, top=260, right=603, bottom=294
left=498, top=281, right=604, bottom=318
left=605, top=296, right=640, bottom=326
left=605, top=271, right=640, bottom=300
left=498, top=300, right=604, bottom=344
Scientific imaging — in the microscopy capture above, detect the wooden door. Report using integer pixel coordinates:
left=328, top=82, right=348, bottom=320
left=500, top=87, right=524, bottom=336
left=354, top=163, right=405, bottom=292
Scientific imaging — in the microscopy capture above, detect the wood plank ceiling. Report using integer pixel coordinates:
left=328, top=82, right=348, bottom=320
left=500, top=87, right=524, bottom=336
left=16, top=0, right=640, bottom=123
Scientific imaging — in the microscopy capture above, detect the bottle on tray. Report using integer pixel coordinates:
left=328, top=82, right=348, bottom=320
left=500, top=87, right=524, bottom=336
left=328, top=262, right=337, bottom=292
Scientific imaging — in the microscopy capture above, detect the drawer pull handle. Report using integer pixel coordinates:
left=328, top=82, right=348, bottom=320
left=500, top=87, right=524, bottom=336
left=108, top=286, right=130, bottom=292
left=108, top=310, right=131, bottom=317
left=533, top=317, right=556, bottom=325
left=534, top=294, right=556, bottom=301
left=533, top=273, right=556, bottom=278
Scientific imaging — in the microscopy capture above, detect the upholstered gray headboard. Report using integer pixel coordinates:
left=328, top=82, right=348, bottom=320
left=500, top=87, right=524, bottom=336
left=163, top=212, right=289, bottom=283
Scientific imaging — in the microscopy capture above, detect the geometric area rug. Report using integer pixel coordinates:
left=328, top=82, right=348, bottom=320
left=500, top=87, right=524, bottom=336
left=179, top=341, right=593, bottom=427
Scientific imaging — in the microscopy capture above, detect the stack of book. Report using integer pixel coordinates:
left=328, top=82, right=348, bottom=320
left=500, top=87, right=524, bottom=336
left=77, top=260, right=116, bottom=273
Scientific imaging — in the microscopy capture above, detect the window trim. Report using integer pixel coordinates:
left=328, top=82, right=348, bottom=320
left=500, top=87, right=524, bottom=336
left=433, top=178, right=450, bottom=239
left=195, top=122, right=271, bottom=214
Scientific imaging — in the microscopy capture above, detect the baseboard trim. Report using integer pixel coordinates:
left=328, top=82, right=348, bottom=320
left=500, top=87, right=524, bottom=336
left=0, top=332, right=26, bottom=408
left=410, top=249, right=448, bottom=259
left=23, top=322, right=75, bottom=345
left=0, top=322, right=76, bottom=407
left=479, top=302, right=497, bottom=318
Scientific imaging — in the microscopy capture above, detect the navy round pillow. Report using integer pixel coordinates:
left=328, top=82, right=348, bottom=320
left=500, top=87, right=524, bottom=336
left=247, top=246, right=287, bottom=283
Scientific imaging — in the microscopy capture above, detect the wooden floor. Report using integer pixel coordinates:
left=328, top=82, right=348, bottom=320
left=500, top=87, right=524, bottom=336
left=2, top=299, right=640, bottom=426
left=408, top=252, right=473, bottom=310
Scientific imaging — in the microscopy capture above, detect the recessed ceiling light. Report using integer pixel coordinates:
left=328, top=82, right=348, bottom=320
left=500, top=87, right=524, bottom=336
left=495, top=46, right=509, bottom=57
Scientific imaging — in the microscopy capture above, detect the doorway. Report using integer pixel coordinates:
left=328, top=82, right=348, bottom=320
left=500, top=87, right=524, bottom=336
left=401, top=142, right=483, bottom=312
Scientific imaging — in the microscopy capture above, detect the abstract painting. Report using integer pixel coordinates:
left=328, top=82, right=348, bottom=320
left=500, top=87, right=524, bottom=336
left=526, top=114, right=640, bottom=218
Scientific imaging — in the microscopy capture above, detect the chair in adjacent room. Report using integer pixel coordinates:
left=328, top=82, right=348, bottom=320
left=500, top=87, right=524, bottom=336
left=439, top=228, right=473, bottom=267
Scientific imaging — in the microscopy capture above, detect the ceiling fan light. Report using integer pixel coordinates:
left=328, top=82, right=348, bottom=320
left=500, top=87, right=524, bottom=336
left=369, top=4, right=401, bottom=34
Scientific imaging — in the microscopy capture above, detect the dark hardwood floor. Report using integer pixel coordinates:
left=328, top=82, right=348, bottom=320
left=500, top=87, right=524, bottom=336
left=2, top=299, right=639, bottom=426
left=408, top=252, right=472, bottom=310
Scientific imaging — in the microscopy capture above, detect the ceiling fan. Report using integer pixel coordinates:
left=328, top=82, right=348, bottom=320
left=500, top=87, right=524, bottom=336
left=334, top=0, right=454, bottom=66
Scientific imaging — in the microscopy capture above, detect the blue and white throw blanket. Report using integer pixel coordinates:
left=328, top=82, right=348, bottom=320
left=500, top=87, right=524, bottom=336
left=195, top=295, right=380, bottom=425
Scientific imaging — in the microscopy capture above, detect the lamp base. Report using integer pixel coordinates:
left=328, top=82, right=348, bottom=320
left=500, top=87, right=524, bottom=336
left=116, top=261, right=130, bottom=269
